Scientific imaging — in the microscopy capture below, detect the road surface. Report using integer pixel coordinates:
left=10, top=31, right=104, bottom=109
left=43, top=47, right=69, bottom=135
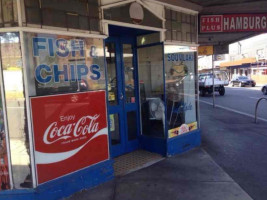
left=200, top=86, right=267, bottom=121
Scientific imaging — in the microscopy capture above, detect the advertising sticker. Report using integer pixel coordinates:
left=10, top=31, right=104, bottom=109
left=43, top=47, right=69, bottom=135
left=31, top=91, right=109, bottom=184
left=168, top=122, right=198, bottom=138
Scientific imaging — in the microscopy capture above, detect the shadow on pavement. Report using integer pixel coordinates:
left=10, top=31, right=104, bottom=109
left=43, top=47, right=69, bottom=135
left=201, top=102, right=267, bottom=200
left=66, top=147, right=251, bottom=200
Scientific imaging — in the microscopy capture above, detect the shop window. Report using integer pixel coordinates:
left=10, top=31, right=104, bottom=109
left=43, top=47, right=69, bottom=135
left=24, top=0, right=100, bottom=32
left=105, top=42, right=118, bottom=106
left=109, top=114, right=120, bottom=145
left=0, top=0, right=18, bottom=27
left=0, top=32, right=33, bottom=189
left=137, top=33, right=160, bottom=46
left=164, top=45, right=198, bottom=138
left=165, top=8, right=197, bottom=43
left=123, top=44, right=135, bottom=104
left=23, top=32, right=106, bottom=97
left=138, top=45, right=165, bottom=138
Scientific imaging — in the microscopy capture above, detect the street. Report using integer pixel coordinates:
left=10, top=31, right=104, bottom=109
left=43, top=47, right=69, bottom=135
left=200, top=86, right=267, bottom=121
left=200, top=85, right=267, bottom=200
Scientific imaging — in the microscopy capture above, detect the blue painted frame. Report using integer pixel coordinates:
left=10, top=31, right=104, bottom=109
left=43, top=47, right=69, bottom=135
left=104, top=35, right=139, bottom=158
left=105, top=36, right=125, bottom=157
left=164, top=50, right=201, bottom=155
left=136, top=42, right=167, bottom=156
left=120, top=36, right=140, bottom=153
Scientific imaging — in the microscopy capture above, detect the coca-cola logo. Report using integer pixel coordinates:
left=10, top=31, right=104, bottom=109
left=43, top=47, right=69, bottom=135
left=43, top=114, right=100, bottom=145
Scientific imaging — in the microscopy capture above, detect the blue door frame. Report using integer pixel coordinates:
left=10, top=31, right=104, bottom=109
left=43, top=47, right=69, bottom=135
left=105, top=36, right=140, bottom=158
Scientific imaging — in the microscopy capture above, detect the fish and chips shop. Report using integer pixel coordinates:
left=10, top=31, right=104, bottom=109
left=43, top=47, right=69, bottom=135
left=0, top=0, right=200, bottom=199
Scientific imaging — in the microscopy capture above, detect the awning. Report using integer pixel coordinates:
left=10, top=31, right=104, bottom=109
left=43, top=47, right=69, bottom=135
left=220, top=57, right=256, bottom=68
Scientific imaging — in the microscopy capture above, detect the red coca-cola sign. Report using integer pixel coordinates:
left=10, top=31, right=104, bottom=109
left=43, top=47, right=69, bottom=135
left=30, top=91, right=109, bottom=184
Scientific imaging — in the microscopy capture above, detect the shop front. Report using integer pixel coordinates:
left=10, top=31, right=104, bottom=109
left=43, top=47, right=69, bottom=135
left=0, top=0, right=200, bottom=199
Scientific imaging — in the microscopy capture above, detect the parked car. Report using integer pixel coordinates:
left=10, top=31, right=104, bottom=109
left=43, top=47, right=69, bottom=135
left=198, top=72, right=229, bottom=96
left=261, top=84, right=267, bottom=95
left=231, top=76, right=256, bottom=87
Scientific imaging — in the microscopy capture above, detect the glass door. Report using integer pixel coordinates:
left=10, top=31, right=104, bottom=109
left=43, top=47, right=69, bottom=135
left=138, top=44, right=165, bottom=137
left=105, top=36, right=139, bottom=158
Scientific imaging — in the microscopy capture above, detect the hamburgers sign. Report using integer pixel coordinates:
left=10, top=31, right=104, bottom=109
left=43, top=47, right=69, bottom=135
left=200, top=14, right=267, bottom=33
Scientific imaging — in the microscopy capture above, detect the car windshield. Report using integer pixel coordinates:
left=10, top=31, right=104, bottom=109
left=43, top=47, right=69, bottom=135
left=199, top=74, right=213, bottom=80
left=238, top=76, right=249, bottom=80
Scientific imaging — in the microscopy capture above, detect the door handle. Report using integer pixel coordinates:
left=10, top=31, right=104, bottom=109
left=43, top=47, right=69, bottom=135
left=120, top=93, right=124, bottom=100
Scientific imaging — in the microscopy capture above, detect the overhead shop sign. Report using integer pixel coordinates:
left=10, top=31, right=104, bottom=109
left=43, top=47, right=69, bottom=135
left=200, top=14, right=267, bottom=33
left=198, top=46, right=213, bottom=55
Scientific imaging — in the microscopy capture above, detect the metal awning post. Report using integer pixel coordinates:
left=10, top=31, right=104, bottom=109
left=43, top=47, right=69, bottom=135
left=212, top=55, right=215, bottom=108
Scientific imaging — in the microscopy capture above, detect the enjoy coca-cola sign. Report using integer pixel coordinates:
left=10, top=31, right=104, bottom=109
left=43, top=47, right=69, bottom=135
left=31, top=91, right=109, bottom=184
left=43, top=114, right=100, bottom=145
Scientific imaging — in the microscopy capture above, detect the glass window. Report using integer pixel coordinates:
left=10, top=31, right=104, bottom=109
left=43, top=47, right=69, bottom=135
left=165, top=8, right=197, bottom=43
left=0, top=0, right=18, bottom=27
left=105, top=42, right=118, bottom=105
left=109, top=114, right=120, bottom=145
left=164, top=45, right=198, bottom=138
left=138, top=45, right=165, bottom=138
left=123, top=44, right=135, bottom=103
left=127, top=111, right=137, bottom=141
left=24, top=0, right=100, bottom=32
left=137, top=33, right=160, bottom=46
left=0, top=32, right=33, bottom=188
left=23, top=32, right=106, bottom=97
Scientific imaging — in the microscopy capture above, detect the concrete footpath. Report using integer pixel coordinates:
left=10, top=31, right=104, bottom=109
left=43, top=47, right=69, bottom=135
left=200, top=102, right=267, bottom=200
left=66, top=148, right=252, bottom=200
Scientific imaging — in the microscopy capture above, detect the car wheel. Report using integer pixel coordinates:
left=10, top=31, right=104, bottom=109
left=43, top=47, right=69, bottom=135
left=252, top=84, right=255, bottom=87
left=219, top=86, right=225, bottom=96
left=263, top=87, right=267, bottom=95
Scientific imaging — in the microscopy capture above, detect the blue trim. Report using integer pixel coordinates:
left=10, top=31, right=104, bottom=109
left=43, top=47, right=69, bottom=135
left=120, top=36, right=140, bottom=153
left=103, top=39, right=113, bottom=158
left=167, top=129, right=201, bottom=156
left=105, top=34, right=140, bottom=158
left=133, top=36, right=141, bottom=142
left=136, top=42, right=167, bottom=156
left=105, top=37, right=126, bottom=157
left=0, top=160, right=114, bottom=200
left=162, top=43, right=168, bottom=141
left=139, top=135, right=166, bottom=156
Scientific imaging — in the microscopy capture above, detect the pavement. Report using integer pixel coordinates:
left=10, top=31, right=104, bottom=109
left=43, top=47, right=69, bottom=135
left=201, top=102, right=267, bottom=200
left=66, top=94, right=267, bottom=200
left=67, top=147, right=252, bottom=200
left=66, top=100, right=258, bottom=200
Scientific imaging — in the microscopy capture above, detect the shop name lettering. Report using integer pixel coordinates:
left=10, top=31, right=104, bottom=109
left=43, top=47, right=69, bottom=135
left=33, top=37, right=100, bottom=83
left=43, top=114, right=100, bottom=144
left=167, top=54, right=194, bottom=62
left=201, top=14, right=267, bottom=32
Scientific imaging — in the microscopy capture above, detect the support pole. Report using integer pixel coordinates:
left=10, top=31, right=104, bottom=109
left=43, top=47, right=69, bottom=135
left=212, top=55, right=215, bottom=108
